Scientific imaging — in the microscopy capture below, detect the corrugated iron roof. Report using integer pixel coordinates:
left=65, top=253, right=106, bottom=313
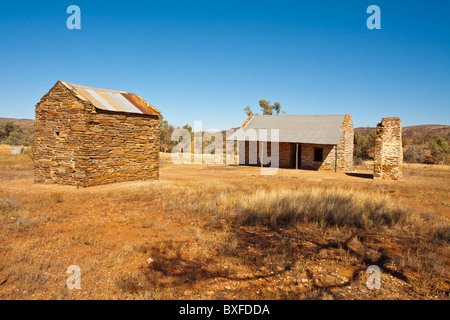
left=227, top=115, right=346, bottom=145
left=60, top=81, right=159, bottom=116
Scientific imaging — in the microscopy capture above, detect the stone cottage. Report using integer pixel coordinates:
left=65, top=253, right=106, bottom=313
left=228, top=114, right=354, bottom=171
left=34, top=81, right=160, bottom=187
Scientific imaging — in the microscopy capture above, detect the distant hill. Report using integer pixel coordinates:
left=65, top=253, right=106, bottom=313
left=355, top=124, right=450, bottom=146
left=355, top=124, right=450, bottom=138
left=1, top=117, right=449, bottom=143
left=0, top=117, right=34, bottom=128
left=401, top=125, right=450, bottom=139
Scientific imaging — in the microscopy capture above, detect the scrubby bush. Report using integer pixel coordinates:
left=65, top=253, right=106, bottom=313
left=430, top=135, right=449, bottom=164
left=404, top=146, right=426, bottom=163
left=354, top=130, right=376, bottom=159
left=0, top=121, right=34, bottom=146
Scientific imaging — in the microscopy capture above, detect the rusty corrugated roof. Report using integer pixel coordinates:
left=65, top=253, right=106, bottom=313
left=60, top=81, right=159, bottom=116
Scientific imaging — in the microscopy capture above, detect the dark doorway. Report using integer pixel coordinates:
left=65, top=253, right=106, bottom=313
left=291, top=143, right=302, bottom=169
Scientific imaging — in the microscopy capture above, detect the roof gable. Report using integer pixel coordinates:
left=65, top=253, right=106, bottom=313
left=60, top=81, right=159, bottom=116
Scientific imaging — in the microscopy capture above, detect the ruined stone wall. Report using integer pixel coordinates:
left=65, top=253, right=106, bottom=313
left=373, top=117, right=402, bottom=180
left=338, top=114, right=354, bottom=170
left=34, top=82, right=159, bottom=187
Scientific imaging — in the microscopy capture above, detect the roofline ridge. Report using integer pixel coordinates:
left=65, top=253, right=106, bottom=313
left=61, top=81, right=128, bottom=94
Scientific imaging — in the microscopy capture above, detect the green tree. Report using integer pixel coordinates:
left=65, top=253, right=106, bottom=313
left=160, top=116, right=194, bottom=153
left=0, top=121, right=15, bottom=141
left=354, top=130, right=376, bottom=160
left=272, top=102, right=281, bottom=115
left=244, top=106, right=253, bottom=117
left=0, top=122, right=34, bottom=146
left=367, top=130, right=376, bottom=146
left=259, top=99, right=273, bottom=115
left=244, top=100, right=284, bottom=116
left=430, top=135, right=449, bottom=164
left=160, top=115, right=175, bottom=153
left=182, top=124, right=192, bottom=133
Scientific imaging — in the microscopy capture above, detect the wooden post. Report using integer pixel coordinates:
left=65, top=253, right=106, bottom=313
left=260, top=142, right=263, bottom=168
left=296, top=144, right=299, bottom=170
left=335, top=144, right=338, bottom=172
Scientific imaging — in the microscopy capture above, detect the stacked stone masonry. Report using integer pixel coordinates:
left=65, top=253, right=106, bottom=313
left=373, top=117, right=403, bottom=180
left=34, top=81, right=160, bottom=187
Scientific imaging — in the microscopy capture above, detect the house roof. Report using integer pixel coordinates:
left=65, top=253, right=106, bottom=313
left=60, top=81, right=160, bottom=116
left=227, top=114, right=347, bottom=145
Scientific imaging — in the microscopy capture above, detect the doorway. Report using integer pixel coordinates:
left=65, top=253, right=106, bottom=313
left=291, top=143, right=301, bottom=169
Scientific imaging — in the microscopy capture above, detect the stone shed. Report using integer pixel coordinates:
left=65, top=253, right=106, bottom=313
left=228, top=114, right=354, bottom=171
left=34, top=81, right=160, bottom=187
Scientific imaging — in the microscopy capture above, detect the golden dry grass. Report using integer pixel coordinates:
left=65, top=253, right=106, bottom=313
left=0, top=153, right=449, bottom=300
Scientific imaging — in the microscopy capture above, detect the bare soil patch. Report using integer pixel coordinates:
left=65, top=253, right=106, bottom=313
left=0, top=153, right=448, bottom=299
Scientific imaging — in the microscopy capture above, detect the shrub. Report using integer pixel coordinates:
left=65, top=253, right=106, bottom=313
left=0, top=121, right=35, bottom=146
left=404, top=146, right=426, bottom=163
left=430, top=135, right=449, bottom=164
left=0, top=197, right=19, bottom=214
left=354, top=130, right=376, bottom=159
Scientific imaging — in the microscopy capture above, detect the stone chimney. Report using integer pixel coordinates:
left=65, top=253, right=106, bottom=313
left=373, top=117, right=403, bottom=180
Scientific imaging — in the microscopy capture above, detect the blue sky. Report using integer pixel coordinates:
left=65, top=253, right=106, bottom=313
left=0, top=0, right=449, bottom=130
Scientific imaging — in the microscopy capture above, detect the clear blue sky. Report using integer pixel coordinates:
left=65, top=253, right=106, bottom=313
left=0, top=0, right=449, bottom=130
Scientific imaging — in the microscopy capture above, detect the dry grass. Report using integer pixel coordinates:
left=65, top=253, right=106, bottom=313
left=222, top=188, right=411, bottom=229
left=403, top=162, right=450, bottom=171
left=0, top=153, right=449, bottom=300
left=0, top=155, right=32, bottom=171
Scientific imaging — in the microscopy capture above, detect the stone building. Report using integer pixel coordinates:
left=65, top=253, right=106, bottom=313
left=34, top=81, right=160, bottom=187
left=228, top=114, right=354, bottom=171
left=373, top=117, right=403, bottom=180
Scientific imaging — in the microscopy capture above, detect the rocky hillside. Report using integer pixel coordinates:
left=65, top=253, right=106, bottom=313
left=0, top=117, right=34, bottom=128
left=356, top=124, right=449, bottom=147
left=355, top=124, right=449, bottom=139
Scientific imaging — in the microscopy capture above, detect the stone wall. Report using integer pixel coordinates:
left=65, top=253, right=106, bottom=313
left=373, top=117, right=402, bottom=180
left=300, top=143, right=335, bottom=170
left=315, top=114, right=354, bottom=171
left=278, top=142, right=291, bottom=168
left=34, top=82, right=160, bottom=187
left=237, top=114, right=354, bottom=171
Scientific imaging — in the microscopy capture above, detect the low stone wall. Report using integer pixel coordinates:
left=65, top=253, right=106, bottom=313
left=373, top=117, right=403, bottom=180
